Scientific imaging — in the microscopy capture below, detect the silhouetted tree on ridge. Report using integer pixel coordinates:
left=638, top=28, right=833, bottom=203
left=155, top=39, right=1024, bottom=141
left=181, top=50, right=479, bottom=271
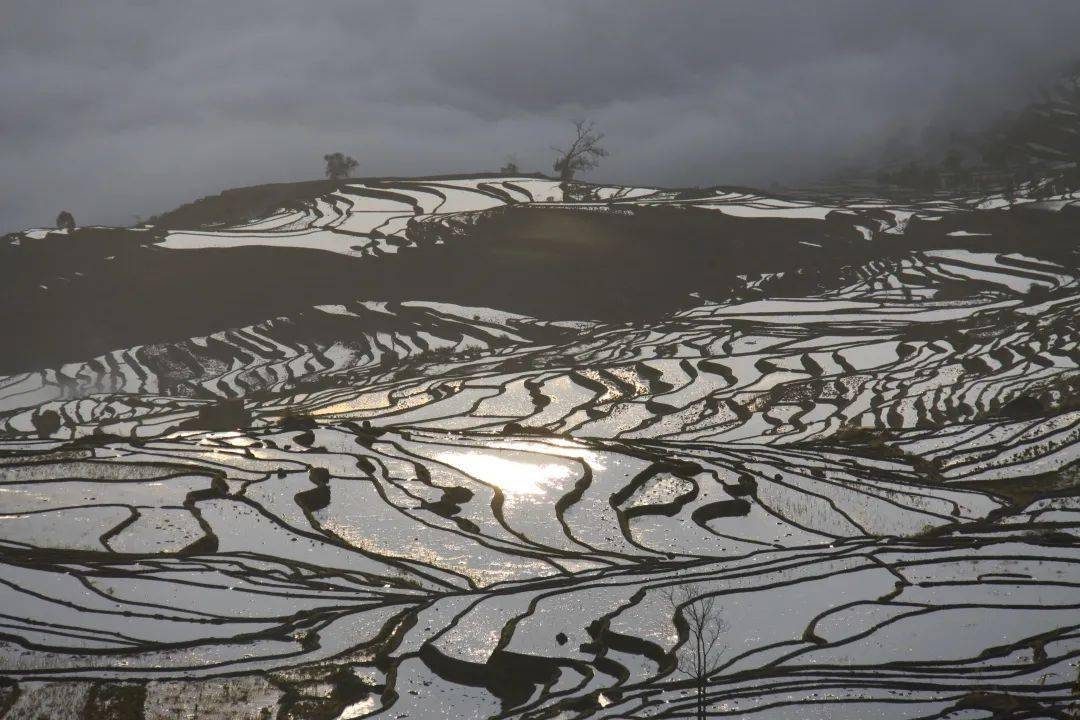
left=324, top=153, right=359, bottom=180
left=552, top=119, right=608, bottom=181
left=500, top=154, right=520, bottom=174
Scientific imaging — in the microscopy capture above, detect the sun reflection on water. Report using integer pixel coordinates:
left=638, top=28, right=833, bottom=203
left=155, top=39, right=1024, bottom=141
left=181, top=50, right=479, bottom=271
left=436, top=448, right=574, bottom=495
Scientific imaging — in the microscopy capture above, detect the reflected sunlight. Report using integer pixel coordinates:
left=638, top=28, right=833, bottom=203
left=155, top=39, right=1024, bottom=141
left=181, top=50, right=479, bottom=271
left=436, top=449, right=575, bottom=495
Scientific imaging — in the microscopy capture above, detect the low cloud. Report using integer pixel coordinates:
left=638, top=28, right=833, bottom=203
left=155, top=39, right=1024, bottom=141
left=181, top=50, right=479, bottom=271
left=2, top=0, right=1079, bottom=230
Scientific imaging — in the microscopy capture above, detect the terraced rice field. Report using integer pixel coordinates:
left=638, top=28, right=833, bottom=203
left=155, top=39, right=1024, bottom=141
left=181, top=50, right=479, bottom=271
left=0, top=177, right=1078, bottom=718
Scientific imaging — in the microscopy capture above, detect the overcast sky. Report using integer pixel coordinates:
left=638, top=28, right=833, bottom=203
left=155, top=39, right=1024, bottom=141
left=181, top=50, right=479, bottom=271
left=2, top=0, right=1079, bottom=231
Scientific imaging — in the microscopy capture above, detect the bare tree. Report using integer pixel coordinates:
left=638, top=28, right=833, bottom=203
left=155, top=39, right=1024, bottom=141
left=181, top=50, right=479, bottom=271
left=552, top=119, right=608, bottom=181
left=665, top=584, right=728, bottom=720
left=324, top=153, right=359, bottom=180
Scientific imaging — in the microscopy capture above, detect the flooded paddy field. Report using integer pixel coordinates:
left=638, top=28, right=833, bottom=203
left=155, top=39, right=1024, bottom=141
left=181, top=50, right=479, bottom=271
left=1, top=177, right=1078, bottom=718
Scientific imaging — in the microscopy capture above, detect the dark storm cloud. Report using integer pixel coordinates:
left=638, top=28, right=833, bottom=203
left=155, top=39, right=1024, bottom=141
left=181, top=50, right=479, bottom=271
left=2, top=0, right=1079, bottom=231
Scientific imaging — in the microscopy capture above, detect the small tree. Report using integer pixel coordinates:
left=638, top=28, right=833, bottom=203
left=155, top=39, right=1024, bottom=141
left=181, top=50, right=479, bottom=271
left=324, top=153, right=358, bottom=180
left=500, top=154, right=520, bottom=174
left=56, top=210, right=75, bottom=231
left=942, top=149, right=965, bottom=189
left=665, top=584, right=728, bottom=720
left=943, top=149, right=964, bottom=175
left=660, top=587, right=730, bottom=720
left=552, top=119, right=608, bottom=181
